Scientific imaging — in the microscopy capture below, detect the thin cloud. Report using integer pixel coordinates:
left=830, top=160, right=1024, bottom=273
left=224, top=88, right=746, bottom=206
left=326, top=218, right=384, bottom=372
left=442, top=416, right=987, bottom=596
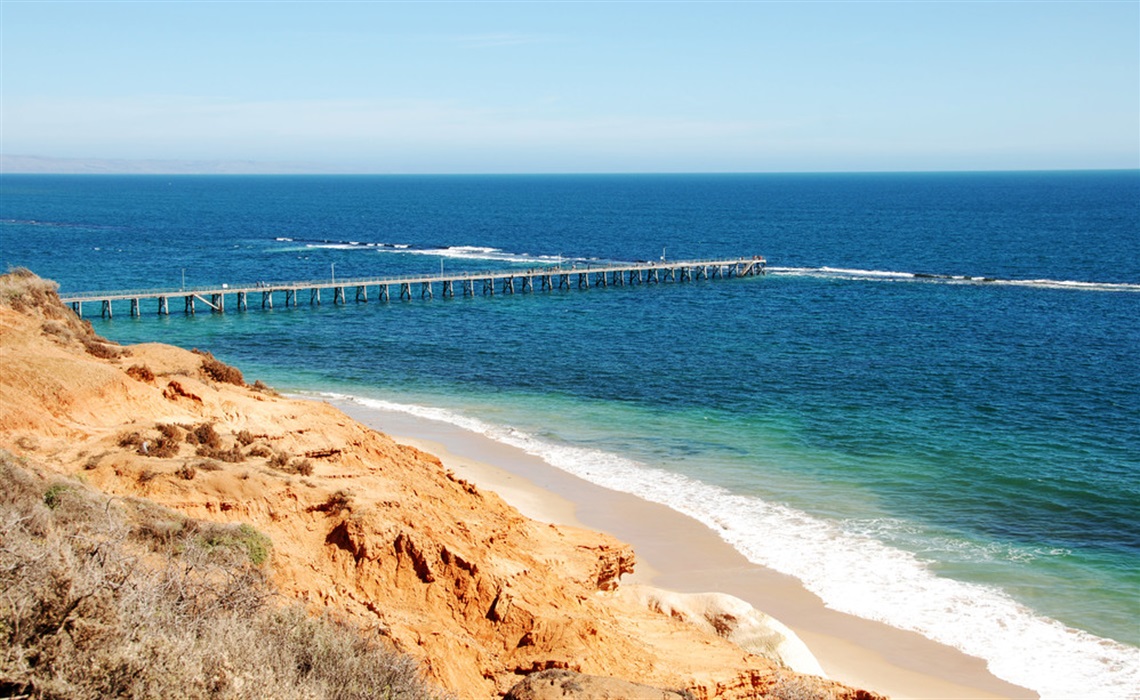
left=451, top=33, right=555, bottom=48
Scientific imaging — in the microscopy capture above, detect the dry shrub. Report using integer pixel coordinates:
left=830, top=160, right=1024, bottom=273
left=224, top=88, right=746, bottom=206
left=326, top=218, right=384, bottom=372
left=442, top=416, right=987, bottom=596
left=0, top=452, right=447, bottom=700
left=322, top=490, right=353, bottom=514
left=247, top=444, right=273, bottom=458
left=185, top=423, right=221, bottom=449
left=251, top=379, right=280, bottom=396
left=81, top=336, right=127, bottom=360
left=235, top=429, right=256, bottom=446
left=268, top=450, right=291, bottom=469
left=137, top=468, right=157, bottom=484
left=126, top=364, right=156, bottom=382
left=266, top=451, right=314, bottom=476
left=149, top=441, right=180, bottom=459
left=175, top=463, right=197, bottom=480
left=124, top=425, right=181, bottom=459
left=193, top=349, right=245, bottom=386
left=157, top=423, right=183, bottom=442
left=149, top=428, right=182, bottom=459
left=117, top=431, right=143, bottom=448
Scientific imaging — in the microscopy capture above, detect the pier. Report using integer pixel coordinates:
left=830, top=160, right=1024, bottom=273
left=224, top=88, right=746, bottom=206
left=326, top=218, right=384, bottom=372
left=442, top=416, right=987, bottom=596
left=59, top=257, right=766, bottom=319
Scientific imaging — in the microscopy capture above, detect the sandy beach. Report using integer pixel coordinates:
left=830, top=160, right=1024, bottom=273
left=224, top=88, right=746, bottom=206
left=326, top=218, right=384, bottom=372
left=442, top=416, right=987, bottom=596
left=335, top=400, right=1038, bottom=700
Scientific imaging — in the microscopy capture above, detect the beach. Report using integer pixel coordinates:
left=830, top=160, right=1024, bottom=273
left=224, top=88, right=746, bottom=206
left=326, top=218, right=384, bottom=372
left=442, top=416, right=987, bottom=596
left=335, top=399, right=1039, bottom=700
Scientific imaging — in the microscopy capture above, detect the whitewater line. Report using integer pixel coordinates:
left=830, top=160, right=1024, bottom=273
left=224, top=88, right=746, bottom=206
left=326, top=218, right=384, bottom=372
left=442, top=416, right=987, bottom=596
left=769, top=266, right=1140, bottom=293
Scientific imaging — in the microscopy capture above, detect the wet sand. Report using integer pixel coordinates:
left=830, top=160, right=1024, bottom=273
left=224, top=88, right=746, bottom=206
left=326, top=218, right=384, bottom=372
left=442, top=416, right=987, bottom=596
left=335, top=400, right=1037, bottom=700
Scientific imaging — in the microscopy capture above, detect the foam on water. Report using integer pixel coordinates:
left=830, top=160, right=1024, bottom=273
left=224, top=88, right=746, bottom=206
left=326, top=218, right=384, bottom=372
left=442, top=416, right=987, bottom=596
left=770, top=266, right=1140, bottom=293
left=316, top=392, right=1140, bottom=700
left=389, top=245, right=567, bottom=265
left=267, top=236, right=607, bottom=266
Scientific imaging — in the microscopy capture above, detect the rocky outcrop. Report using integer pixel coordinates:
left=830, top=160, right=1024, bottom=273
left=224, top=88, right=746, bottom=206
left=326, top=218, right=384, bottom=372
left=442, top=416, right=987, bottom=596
left=0, top=271, right=886, bottom=700
left=505, top=669, right=693, bottom=700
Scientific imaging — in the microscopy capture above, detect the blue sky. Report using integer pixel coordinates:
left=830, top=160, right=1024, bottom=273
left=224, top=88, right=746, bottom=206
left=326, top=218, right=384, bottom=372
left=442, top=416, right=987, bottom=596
left=2, top=1, right=1137, bottom=173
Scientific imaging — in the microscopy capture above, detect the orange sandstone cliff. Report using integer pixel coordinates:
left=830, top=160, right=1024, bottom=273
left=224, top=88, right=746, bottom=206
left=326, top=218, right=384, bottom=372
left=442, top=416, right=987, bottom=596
left=0, top=272, right=883, bottom=700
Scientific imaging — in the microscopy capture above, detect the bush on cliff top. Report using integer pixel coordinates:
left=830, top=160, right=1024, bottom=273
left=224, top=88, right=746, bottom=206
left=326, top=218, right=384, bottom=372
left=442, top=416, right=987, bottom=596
left=0, top=451, right=450, bottom=700
left=1, top=269, right=122, bottom=358
left=0, top=266, right=60, bottom=312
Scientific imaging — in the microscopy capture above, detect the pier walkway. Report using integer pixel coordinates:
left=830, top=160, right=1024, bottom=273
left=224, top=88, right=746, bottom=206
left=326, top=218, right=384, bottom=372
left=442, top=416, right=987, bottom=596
left=60, top=257, right=766, bottom=319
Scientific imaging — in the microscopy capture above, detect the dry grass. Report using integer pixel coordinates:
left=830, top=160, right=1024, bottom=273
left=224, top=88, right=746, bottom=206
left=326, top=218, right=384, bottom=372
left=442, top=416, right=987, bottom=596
left=40, top=320, right=75, bottom=344
left=2, top=270, right=125, bottom=364
left=192, top=459, right=223, bottom=472
left=0, top=450, right=449, bottom=700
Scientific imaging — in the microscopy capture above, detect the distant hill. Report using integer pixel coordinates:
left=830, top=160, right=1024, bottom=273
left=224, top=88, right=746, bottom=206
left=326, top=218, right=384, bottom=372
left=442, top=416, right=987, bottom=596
left=0, top=154, right=342, bottom=175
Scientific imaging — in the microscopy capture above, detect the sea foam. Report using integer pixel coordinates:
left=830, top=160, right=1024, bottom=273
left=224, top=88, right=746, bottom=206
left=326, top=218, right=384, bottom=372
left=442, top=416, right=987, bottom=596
left=770, top=266, right=1140, bottom=293
left=268, top=235, right=603, bottom=266
left=319, top=392, right=1140, bottom=700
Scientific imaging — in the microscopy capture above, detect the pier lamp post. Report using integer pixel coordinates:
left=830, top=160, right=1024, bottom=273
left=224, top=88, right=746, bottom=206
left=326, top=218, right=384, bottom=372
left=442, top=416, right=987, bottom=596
left=331, top=263, right=335, bottom=284
left=181, top=268, right=185, bottom=291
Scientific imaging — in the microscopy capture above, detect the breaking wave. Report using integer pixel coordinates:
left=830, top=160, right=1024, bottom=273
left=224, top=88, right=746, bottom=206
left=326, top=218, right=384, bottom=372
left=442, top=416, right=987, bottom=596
left=268, top=236, right=588, bottom=266
left=770, top=266, right=1140, bottom=293
left=311, top=391, right=1139, bottom=700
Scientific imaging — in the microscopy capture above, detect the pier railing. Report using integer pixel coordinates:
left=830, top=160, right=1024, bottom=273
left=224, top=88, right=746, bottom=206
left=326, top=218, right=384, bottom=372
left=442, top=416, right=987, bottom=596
left=59, top=257, right=766, bottom=319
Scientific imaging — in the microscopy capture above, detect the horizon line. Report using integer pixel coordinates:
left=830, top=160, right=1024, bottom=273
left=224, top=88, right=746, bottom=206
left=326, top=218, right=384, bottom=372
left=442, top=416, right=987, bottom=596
left=2, top=157, right=1136, bottom=178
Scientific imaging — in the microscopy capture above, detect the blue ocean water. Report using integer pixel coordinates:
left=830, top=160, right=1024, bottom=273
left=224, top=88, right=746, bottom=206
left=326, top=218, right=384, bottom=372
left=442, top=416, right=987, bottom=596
left=2, top=172, right=1137, bottom=698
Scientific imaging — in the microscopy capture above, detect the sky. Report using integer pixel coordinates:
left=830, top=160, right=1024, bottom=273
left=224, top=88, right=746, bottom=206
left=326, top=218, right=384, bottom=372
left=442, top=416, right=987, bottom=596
left=1, top=1, right=1137, bottom=174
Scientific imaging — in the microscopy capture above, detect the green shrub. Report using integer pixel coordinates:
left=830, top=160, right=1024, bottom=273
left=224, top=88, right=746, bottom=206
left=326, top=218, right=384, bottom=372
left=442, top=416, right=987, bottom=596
left=42, top=483, right=70, bottom=509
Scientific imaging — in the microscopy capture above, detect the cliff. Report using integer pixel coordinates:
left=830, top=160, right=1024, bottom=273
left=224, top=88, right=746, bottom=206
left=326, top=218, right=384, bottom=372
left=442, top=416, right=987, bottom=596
left=0, top=271, right=883, bottom=699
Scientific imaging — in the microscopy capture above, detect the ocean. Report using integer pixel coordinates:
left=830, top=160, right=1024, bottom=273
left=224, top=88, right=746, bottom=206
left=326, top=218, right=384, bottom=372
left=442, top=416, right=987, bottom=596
left=2, top=172, right=1137, bottom=698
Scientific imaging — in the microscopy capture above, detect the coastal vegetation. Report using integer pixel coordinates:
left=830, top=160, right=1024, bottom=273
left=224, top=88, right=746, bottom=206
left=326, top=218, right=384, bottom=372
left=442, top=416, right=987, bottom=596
left=0, top=453, right=449, bottom=700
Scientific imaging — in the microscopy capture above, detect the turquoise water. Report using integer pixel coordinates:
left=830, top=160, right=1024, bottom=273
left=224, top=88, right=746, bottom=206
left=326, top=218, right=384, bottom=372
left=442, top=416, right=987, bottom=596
left=2, top=172, right=1137, bottom=698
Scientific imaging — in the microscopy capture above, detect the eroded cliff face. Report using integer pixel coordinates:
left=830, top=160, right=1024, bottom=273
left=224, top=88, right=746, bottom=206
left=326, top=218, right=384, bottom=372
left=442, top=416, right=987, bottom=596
left=0, top=275, right=883, bottom=700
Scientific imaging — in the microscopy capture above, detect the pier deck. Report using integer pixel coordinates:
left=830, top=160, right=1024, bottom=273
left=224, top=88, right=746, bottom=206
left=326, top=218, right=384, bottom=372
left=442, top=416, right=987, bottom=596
left=59, top=257, right=766, bottom=319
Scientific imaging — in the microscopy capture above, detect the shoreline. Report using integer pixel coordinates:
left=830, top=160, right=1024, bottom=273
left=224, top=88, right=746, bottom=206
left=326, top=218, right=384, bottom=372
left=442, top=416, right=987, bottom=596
left=333, top=399, right=1038, bottom=700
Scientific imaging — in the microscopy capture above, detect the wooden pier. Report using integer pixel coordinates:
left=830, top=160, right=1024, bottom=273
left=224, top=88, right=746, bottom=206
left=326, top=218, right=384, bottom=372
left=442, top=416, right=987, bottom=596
left=59, top=257, right=766, bottom=319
